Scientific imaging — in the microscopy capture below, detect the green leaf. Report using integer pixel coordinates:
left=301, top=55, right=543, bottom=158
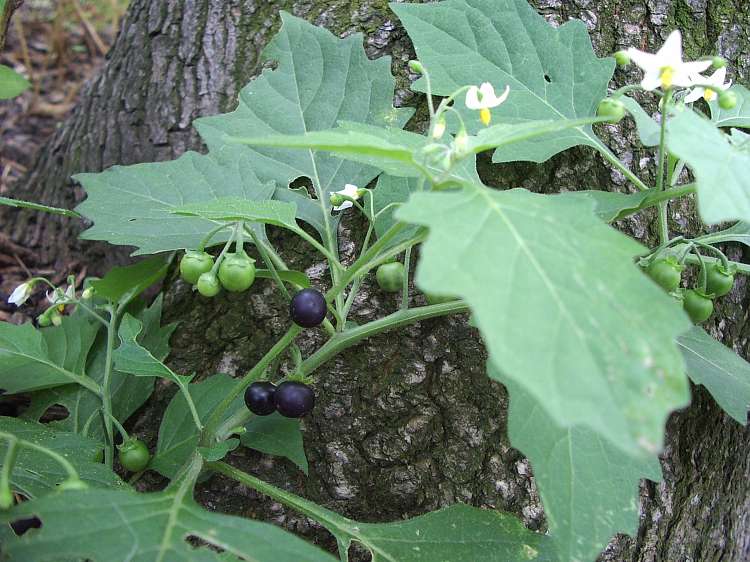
left=256, top=269, right=310, bottom=288
left=677, top=326, right=750, bottom=424
left=0, top=417, right=125, bottom=499
left=502, top=371, right=661, bottom=562
left=213, top=462, right=556, bottom=562
left=198, top=438, right=240, bottom=462
left=0, top=196, right=81, bottom=218
left=24, top=297, right=175, bottom=442
left=556, top=190, right=650, bottom=222
left=373, top=175, right=422, bottom=249
left=75, top=148, right=276, bottom=255
left=0, top=64, right=30, bottom=100
left=194, top=12, right=413, bottom=241
left=173, top=197, right=300, bottom=231
left=620, top=96, right=660, bottom=147
left=90, top=255, right=168, bottom=304
left=694, top=221, right=750, bottom=248
left=150, top=374, right=244, bottom=479
left=667, top=109, right=750, bottom=225
left=240, top=412, right=308, bottom=474
left=0, top=313, right=100, bottom=394
left=392, top=0, right=614, bottom=163
left=397, top=184, right=691, bottom=455
left=709, top=84, right=750, bottom=128
left=0, top=487, right=336, bottom=562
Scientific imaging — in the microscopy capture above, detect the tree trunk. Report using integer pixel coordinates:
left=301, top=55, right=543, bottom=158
left=4, top=0, right=750, bottom=560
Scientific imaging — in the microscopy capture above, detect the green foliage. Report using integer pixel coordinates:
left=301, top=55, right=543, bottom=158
left=0, top=486, right=336, bottom=562
left=668, top=109, right=750, bottom=224
left=391, top=0, right=614, bottom=163
left=0, top=64, right=30, bottom=100
left=677, top=326, right=750, bottom=424
left=0, top=417, right=124, bottom=498
left=89, top=256, right=168, bottom=304
left=709, top=85, right=750, bottom=128
left=241, top=412, right=309, bottom=474
left=557, top=190, right=650, bottom=223
left=174, top=197, right=300, bottom=231
left=397, top=184, right=691, bottom=455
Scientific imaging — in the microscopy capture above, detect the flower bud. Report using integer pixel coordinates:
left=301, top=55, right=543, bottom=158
left=432, top=117, right=447, bottom=140
left=614, top=50, right=631, bottom=67
left=408, top=60, right=424, bottom=75
left=81, top=287, right=95, bottom=300
left=329, top=193, right=346, bottom=207
left=712, top=56, right=727, bottom=69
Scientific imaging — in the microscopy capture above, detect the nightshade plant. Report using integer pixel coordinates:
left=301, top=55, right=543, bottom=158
left=1, top=1, right=750, bottom=560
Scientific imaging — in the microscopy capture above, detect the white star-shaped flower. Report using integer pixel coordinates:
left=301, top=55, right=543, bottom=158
left=627, top=30, right=711, bottom=91
left=465, top=82, right=510, bottom=126
left=7, top=282, right=34, bottom=306
left=684, top=67, right=731, bottom=103
left=331, top=184, right=361, bottom=211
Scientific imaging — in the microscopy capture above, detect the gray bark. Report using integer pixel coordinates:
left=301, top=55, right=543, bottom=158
left=4, top=0, right=750, bottom=560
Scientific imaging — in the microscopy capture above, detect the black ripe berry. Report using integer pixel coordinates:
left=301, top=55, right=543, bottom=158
left=274, top=381, right=315, bottom=418
left=10, top=516, right=42, bottom=536
left=244, top=382, right=277, bottom=416
left=290, top=289, right=327, bottom=328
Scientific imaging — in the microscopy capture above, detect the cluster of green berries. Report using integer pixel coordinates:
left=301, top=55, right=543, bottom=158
left=647, top=257, right=735, bottom=324
left=180, top=250, right=256, bottom=297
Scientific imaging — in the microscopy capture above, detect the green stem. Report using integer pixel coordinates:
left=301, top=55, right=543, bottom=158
left=400, top=249, right=411, bottom=310
left=683, top=254, right=750, bottom=275
left=300, top=301, right=469, bottom=377
left=0, top=196, right=81, bottom=218
left=198, top=224, right=230, bottom=252
left=595, top=144, right=650, bottom=192
left=74, top=300, right=110, bottom=329
left=201, top=325, right=302, bottom=442
left=101, top=306, right=117, bottom=469
left=693, top=241, right=731, bottom=270
left=104, top=411, right=129, bottom=443
left=292, top=227, right=343, bottom=274
left=656, top=91, right=673, bottom=245
left=246, top=227, right=289, bottom=300
left=0, top=436, right=18, bottom=506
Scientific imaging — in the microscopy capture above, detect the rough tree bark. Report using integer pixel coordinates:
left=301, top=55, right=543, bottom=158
left=3, top=0, right=750, bottom=560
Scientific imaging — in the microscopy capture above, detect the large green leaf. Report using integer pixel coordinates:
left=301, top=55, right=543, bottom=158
left=75, top=148, right=275, bottom=255
left=0, top=487, right=336, bottom=562
left=556, top=190, right=650, bottom=223
left=677, top=326, right=750, bottom=424
left=373, top=175, right=422, bottom=249
left=0, top=417, right=125, bottom=499
left=667, top=109, right=750, bottom=225
left=503, top=372, right=661, bottom=562
left=240, top=413, right=308, bottom=475
left=24, top=297, right=175, bottom=442
left=150, top=375, right=244, bottom=479
left=213, top=461, right=556, bottom=562
left=174, top=197, right=300, bottom=231
left=194, top=12, right=413, bottom=242
left=620, top=96, right=660, bottom=147
left=392, top=0, right=614, bottom=163
left=694, top=222, right=750, bottom=248
left=397, top=184, right=691, bottom=455
left=709, top=85, right=750, bottom=128
left=89, top=256, right=168, bottom=304
left=0, top=313, right=100, bottom=394
left=0, top=64, right=30, bottom=99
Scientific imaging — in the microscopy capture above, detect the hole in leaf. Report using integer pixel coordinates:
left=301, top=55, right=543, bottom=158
left=10, top=516, right=42, bottom=536
left=289, top=176, right=315, bottom=198
left=544, top=74, right=552, bottom=83
left=128, top=218, right=137, bottom=222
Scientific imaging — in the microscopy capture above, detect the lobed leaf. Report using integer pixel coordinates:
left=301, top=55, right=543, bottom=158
left=240, top=412, right=308, bottom=474
left=397, top=184, right=691, bottom=456
left=90, top=256, right=168, bottom=305
left=556, top=190, right=650, bottom=223
left=173, top=197, right=300, bottom=232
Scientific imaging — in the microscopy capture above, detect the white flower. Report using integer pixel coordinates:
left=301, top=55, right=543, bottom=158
left=684, top=67, right=731, bottom=103
left=465, top=82, right=510, bottom=125
left=8, top=282, right=34, bottom=306
left=331, top=184, right=361, bottom=211
left=627, top=30, right=711, bottom=91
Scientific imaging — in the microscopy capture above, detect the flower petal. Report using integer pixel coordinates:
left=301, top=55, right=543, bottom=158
left=465, top=86, right=482, bottom=110
left=657, top=30, right=683, bottom=66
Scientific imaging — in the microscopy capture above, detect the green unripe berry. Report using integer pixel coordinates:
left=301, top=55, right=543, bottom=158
left=330, top=193, right=346, bottom=207
left=712, top=56, right=727, bottom=69
left=408, top=60, right=424, bottom=74
left=614, top=50, right=631, bottom=66
left=376, top=262, right=406, bottom=293
left=218, top=253, right=256, bottom=292
left=683, top=289, right=714, bottom=324
left=196, top=272, right=221, bottom=297
left=719, top=90, right=737, bottom=110
left=597, top=98, right=626, bottom=123
left=180, top=251, right=214, bottom=285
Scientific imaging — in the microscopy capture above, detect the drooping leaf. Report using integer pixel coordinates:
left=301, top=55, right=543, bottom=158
left=694, top=221, right=750, bottom=248
left=709, top=84, right=750, bottom=128
left=194, top=12, right=413, bottom=242
left=0, top=313, right=100, bottom=395
left=373, top=175, right=422, bottom=249
left=90, top=255, right=168, bottom=304
left=25, top=296, right=175, bottom=443
left=397, top=184, right=691, bottom=455
left=0, top=64, right=30, bottom=99
left=75, top=148, right=276, bottom=255
left=502, top=371, right=661, bottom=562
left=620, top=96, right=661, bottom=147
left=173, top=197, right=300, bottom=231
left=0, top=487, right=336, bottom=562
left=392, top=0, right=614, bottom=163
left=556, top=189, right=650, bottom=223
left=150, top=374, right=244, bottom=479
left=677, top=326, right=750, bottom=424
left=240, top=412, right=308, bottom=474
left=213, top=461, right=557, bottom=562
left=0, top=417, right=125, bottom=499
left=667, top=109, right=750, bottom=225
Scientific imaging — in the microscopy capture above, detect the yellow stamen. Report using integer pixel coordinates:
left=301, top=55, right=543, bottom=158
left=57, top=304, right=65, bottom=313
left=480, top=108, right=491, bottom=126
left=703, top=89, right=717, bottom=102
left=660, top=67, right=674, bottom=89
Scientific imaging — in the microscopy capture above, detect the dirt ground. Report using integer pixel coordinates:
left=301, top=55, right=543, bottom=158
left=0, top=1, right=126, bottom=323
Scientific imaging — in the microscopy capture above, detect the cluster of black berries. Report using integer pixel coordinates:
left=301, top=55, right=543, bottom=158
left=245, top=380, right=315, bottom=418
